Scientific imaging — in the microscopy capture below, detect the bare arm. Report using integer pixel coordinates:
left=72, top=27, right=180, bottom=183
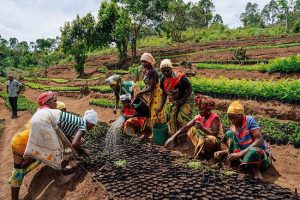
left=72, top=131, right=89, bottom=156
left=178, top=86, right=192, bottom=105
left=115, top=95, right=119, bottom=110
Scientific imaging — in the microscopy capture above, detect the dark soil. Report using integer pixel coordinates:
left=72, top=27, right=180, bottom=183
left=78, top=124, right=297, bottom=199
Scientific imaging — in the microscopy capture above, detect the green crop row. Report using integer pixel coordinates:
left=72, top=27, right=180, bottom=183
left=89, top=85, right=112, bottom=93
left=89, top=98, right=115, bottom=108
left=196, top=56, right=300, bottom=73
left=25, top=82, right=81, bottom=91
left=0, top=92, right=38, bottom=112
left=190, top=76, right=300, bottom=104
left=24, top=77, right=69, bottom=83
left=110, top=70, right=129, bottom=75
left=74, top=75, right=105, bottom=81
left=90, top=97, right=300, bottom=147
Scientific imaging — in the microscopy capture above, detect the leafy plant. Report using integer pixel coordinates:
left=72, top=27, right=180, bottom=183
left=0, top=92, right=38, bottom=112
left=114, top=159, right=127, bottom=167
left=89, top=98, right=115, bottom=108
left=186, top=161, right=204, bottom=170
left=128, top=64, right=141, bottom=81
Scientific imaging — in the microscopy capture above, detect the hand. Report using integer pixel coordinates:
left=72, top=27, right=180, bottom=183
left=227, top=152, right=242, bottom=162
left=113, top=108, right=117, bottom=114
left=195, top=122, right=204, bottom=130
left=214, top=151, right=227, bottom=159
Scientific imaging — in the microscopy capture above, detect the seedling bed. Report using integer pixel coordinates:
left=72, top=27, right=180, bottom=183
left=78, top=125, right=296, bottom=199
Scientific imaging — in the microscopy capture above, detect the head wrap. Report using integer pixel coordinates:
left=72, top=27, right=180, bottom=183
left=84, top=109, right=99, bottom=125
left=227, top=100, right=244, bottom=115
left=120, top=94, right=132, bottom=102
left=106, top=75, right=121, bottom=85
left=37, top=91, right=55, bottom=106
left=160, top=59, right=173, bottom=70
left=194, top=95, right=215, bottom=110
left=140, top=53, right=155, bottom=65
left=56, top=101, right=66, bottom=110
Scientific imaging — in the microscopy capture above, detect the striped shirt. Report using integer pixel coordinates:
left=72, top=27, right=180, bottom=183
left=58, top=112, right=87, bottom=137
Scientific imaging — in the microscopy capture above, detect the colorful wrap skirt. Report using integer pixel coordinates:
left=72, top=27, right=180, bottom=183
left=224, top=130, right=271, bottom=170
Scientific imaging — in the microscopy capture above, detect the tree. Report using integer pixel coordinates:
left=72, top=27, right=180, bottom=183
left=277, top=0, right=296, bottom=33
left=60, top=13, right=96, bottom=77
left=96, top=1, right=131, bottom=66
left=212, top=14, right=223, bottom=25
left=261, top=0, right=280, bottom=26
left=162, top=0, right=191, bottom=42
left=114, top=0, right=170, bottom=61
left=240, top=2, right=263, bottom=27
left=189, top=0, right=215, bottom=29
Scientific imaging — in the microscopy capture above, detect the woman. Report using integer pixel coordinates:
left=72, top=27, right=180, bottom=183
left=156, top=59, right=194, bottom=136
left=11, top=91, right=99, bottom=200
left=136, top=53, right=166, bottom=126
left=120, top=94, right=147, bottom=139
left=106, top=75, right=135, bottom=114
left=165, top=95, right=224, bottom=159
left=214, top=101, right=272, bottom=180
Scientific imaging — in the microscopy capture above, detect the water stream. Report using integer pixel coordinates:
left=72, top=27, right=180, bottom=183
left=104, top=115, right=125, bottom=155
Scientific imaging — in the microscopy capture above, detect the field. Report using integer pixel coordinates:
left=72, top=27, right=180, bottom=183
left=0, top=35, right=300, bottom=199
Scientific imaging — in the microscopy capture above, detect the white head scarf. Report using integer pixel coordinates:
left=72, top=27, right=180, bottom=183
left=84, top=109, right=99, bottom=125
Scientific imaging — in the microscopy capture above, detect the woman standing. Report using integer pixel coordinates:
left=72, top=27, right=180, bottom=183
left=136, top=53, right=166, bottom=126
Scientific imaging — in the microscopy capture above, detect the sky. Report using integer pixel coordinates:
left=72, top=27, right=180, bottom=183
left=0, top=0, right=270, bottom=43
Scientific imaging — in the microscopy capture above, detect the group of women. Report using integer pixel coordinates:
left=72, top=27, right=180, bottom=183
left=107, top=52, right=273, bottom=181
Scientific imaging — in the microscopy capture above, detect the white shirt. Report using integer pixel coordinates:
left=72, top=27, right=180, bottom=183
left=6, top=80, right=22, bottom=97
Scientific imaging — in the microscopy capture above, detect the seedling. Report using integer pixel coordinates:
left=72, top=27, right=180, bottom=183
left=114, top=159, right=127, bottom=168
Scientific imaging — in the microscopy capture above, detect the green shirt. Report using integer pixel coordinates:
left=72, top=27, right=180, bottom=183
left=113, top=81, right=134, bottom=97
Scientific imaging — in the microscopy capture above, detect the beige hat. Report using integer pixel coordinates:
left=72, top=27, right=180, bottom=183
left=140, top=53, right=155, bottom=65
left=160, top=59, right=173, bottom=69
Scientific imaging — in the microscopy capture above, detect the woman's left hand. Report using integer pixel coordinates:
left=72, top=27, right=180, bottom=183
left=227, top=152, right=241, bottom=162
left=195, top=122, right=204, bottom=130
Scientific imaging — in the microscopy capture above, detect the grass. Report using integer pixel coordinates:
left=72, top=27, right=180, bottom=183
left=0, top=92, right=38, bottom=112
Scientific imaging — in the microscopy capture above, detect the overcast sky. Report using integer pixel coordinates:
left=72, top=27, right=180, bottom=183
left=0, top=0, right=270, bottom=43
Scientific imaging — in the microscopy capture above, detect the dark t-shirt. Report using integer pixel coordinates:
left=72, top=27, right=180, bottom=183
left=160, top=75, right=191, bottom=99
left=143, top=67, right=159, bottom=86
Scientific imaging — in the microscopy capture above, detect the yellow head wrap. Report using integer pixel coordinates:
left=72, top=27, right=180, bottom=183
left=227, top=100, right=244, bottom=115
left=160, top=59, right=173, bottom=70
left=56, top=101, right=66, bottom=111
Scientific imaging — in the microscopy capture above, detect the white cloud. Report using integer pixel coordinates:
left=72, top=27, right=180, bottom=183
left=0, top=0, right=270, bottom=43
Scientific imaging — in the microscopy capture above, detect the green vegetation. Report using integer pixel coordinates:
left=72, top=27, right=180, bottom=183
left=89, top=98, right=115, bottom=108
left=110, top=70, right=129, bottom=75
left=89, top=85, right=112, bottom=93
left=196, top=56, right=300, bottom=73
left=190, top=76, right=300, bottom=103
left=25, top=82, right=81, bottom=91
left=0, top=92, right=38, bottom=112
left=114, top=159, right=127, bottom=168
left=74, top=75, right=105, bottom=81
left=186, top=161, right=204, bottom=170
left=97, top=68, right=108, bottom=73
left=24, top=77, right=69, bottom=83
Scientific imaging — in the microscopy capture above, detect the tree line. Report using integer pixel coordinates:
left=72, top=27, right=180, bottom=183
left=1, top=0, right=300, bottom=77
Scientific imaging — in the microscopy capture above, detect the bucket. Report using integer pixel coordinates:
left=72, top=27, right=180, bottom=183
left=131, top=97, right=150, bottom=117
left=152, top=123, right=168, bottom=145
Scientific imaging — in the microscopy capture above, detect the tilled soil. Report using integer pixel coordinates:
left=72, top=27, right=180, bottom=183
left=80, top=129, right=297, bottom=200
